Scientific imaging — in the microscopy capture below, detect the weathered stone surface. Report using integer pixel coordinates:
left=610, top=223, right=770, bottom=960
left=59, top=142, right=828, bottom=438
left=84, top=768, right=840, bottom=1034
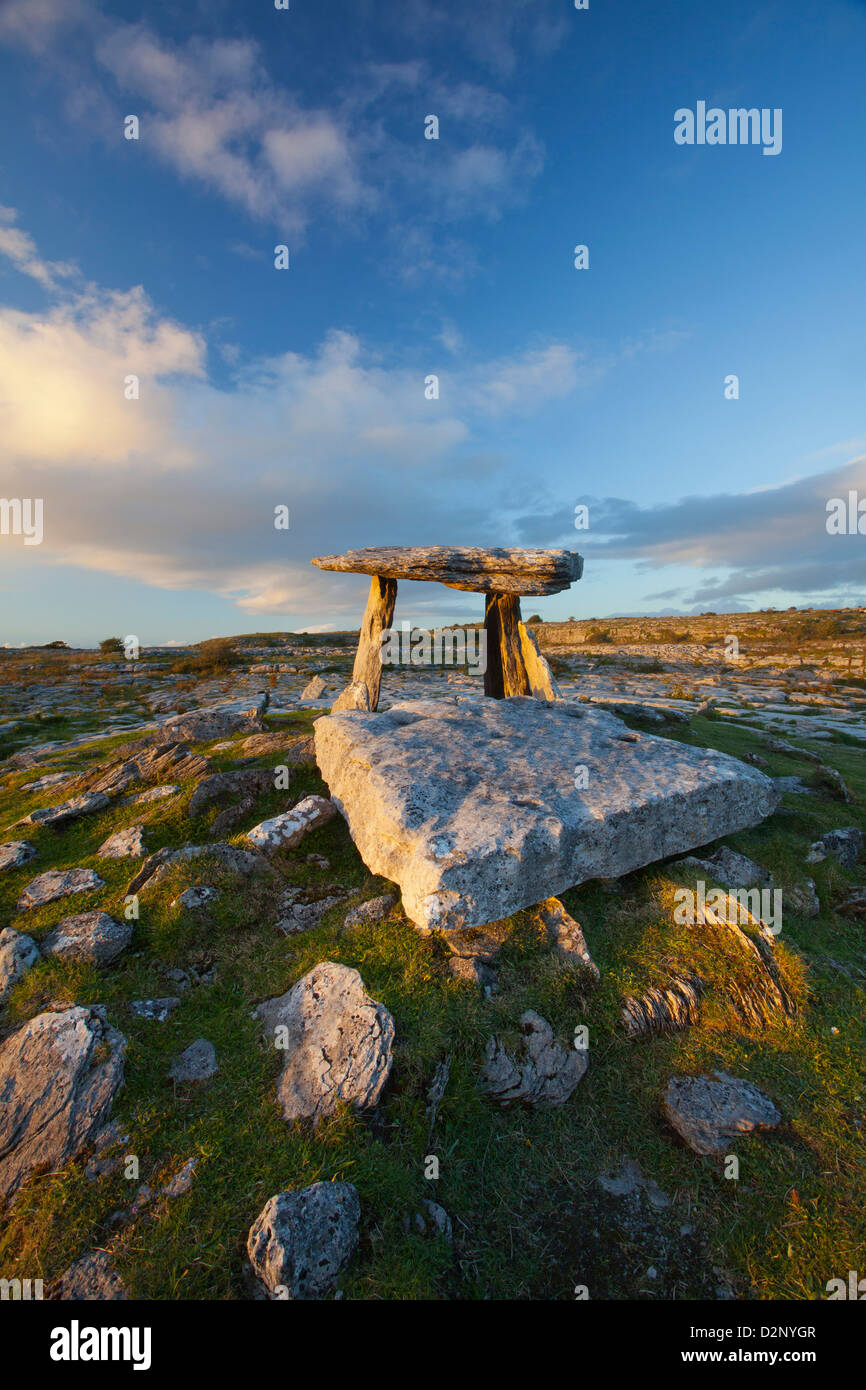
left=81, top=742, right=210, bottom=797
left=169, top=1038, right=218, bottom=1083
left=663, top=1072, right=781, bottom=1156
left=0, top=1006, right=126, bottom=1199
left=300, top=675, right=330, bottom=700
left=159, top=707, right=263, bottom=743
left=172, top=885, right=220, bottom=910
left=344, top=893, right=398, bottom=928
left=678, top=846, right=772, bottom=890
left=312, top=545, right=583, bottom=596
left=622, top=971, right=705, bottom=1038
left=23, top=792, right=109, bottom=827
left=449, top=955, right=497, bottom=989
left=283, top=735, right=317, bottom=766
left=247, top=1181, right=360, bottom=1300
left=126, top=841, right=269, bottom=896
left=338, top=574, right=397, bottom=713
left=0, top=927, right=40, bottom=1005
left=241, top=732, right=303, bottom=758
left=188, top=768, right=273, bottom=819
left=0, top=840, right=37, bottom=871
left=42, top=912, right=133, bottom=966
left=135, top=784, right=179, bottom=804
left=54, top=1250, right=128, bottom=1301
left=838, top=887, right=866, bottom=919
left=129, top=997, right=181, bottom=1022
left=331, top=680, right=372, bottom=713
left=21, top=772, right=75, bottom=792
left=518, top=620, right=562, bottom=700
left=788, top=879, right=821, bottom=918
left=532, top=897, right=598, bottom=975
left=17, top=868, right=105, bottom=911
left=314, top=697, right=780, bottom=931
left=256, top=962, right=394, bottom=1124
left=806, top=827, right=863, bottom=871
left=275, top=893, right=348, bottom=936
left=247, top=796, right=336, bottom=853
left=479, top=1010, right=587, bottom=1108
left=163, top=1156, right=197, bottom=1199
left=97, top=825, right=147, bottom=859
left=598, top=1159, right=671, bottom=1209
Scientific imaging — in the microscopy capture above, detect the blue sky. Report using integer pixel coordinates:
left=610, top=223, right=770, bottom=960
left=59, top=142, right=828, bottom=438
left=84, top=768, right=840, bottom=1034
left=0, top=0, right=864, bottom=646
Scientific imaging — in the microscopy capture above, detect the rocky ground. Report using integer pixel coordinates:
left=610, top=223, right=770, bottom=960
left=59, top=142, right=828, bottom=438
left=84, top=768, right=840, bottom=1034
left=0, top=610, right=864, bottom=1300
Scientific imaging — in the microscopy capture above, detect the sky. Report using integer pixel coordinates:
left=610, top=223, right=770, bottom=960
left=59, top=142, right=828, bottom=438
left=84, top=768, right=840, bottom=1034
left=0, top=0, right=864, bottom=647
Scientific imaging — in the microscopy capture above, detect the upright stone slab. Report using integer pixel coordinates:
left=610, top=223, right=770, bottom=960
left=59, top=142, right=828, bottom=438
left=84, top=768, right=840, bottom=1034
left=314, top=696, right=780, bottom=932
left=337, top=574, right=397, bottom=713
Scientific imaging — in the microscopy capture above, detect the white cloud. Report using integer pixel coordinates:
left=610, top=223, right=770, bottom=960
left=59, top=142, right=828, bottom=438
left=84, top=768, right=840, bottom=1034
left=0, top=206, right=77, bottom=288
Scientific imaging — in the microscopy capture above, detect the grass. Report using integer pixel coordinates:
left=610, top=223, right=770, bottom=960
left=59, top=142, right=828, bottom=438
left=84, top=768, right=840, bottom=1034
left=0, top=706, right=864, bottom=1300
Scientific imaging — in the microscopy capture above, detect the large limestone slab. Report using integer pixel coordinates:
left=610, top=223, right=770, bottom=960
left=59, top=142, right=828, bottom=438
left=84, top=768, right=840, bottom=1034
left=314, top=696, right=780, bottom=932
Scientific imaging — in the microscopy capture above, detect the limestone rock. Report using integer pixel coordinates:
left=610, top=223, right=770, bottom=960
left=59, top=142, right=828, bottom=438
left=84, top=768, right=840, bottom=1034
left=188, top=768, right=273, bottom=819
left=838, top=887, right=866, bottom=919
left=275, top=893, right=347, bottom=936
left=0, top=927, right=40, bottom=1005
left=679, top=846, right=772, bottom=890
left=246, top=796, right=336, bottom=853
left=97, top=825, right=147, bottom=859
left=241, top=732, right=302, bottom=758
left=598, top=1159, right=671, bottom=1209
left=17, top=868, right=105, bottom=911
left=788, top=878, right=821, bottom=918
left=135, top=784, right=179, bottom=804
left=314, top=696, right=779, bottom=931
left=129, top=997, right=181, bottom=1022
left=0, top=1006, right=126, bottom=1200
left=0, top=841, right=37, bottom=871
left=172, top=885, right=219, bottom=910
left=479, top=1010, right=587, bottom=1108
left=533, top=897, right=598, bottom=975
left=256, top=962, right=394, bottom=1124
left=344, top=893, right=398, bottom=928
left=42, top=912, right=133, bottom=966
left=159, top=707, right=263, bottom=743
left=54, top=1250, right=128, bottom=1301
left=169, top=1038, right=218, bottom=1083
left=247, top=1180, right=360, bottom=1300
left=23, top=792, right=109, bottom=827
left=126, top=841, right=268, bottom=896
left=331, top=680, right=372, bottom=713
left=663, top=1072, right=781, bottom=1156
left=300, top=675, right=329, bottom=700
left=622, top=972, right=705, bottom=1038
left=806, top=827, right=863, bottom=871
left=449, top=955, right=496, bottom=989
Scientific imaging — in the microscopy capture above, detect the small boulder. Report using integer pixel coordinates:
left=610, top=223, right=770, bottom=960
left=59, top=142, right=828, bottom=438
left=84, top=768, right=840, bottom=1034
left=663, top=1071, right=781, bottom=1156
left=256, top=961, right=394, bottom=1124
left=172, top=885, right=219, bottom=910
left=97, top=826, right=147, bottom=859
left=806, top=827, right=863, bottom=871
left=0, top=927, right=40, bottom=1005
left=247, top=796, right=336, bottom=853
left=42, top=912, right=133, bottom=967
left=247, top=1181, right=360, bottom=1300
left=54, top=1250, right=128, bottom=1301
left=331, top=681, right=371, bottom=713
left=838, top=887, right=866, bottom=919
left=169, top=1038, right=218, bottom=1084
left=129, top=997, right=181, bottom=1022
left=787, top=879, right=821, bottom=918
left=533, top=897, right=599, bottom=975
left=344, top=893, right=397, bottom=928
left=17, top=868, right=105, bottom=911
left=0, top=841, right=37, bottom=871
left=23, top=793, right=109, bottom=827
left=0, top=1006, right=127, bottom=1199
left=300, top=675, right=329, bottom=700
left=479, top=1010, right=587, bottom=1108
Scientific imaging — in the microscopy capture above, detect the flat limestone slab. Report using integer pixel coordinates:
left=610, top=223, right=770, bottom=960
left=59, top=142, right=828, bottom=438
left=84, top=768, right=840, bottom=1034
left=314, top=697, right=780, bottom=932
left=312, top=546, right=583, bottom=596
